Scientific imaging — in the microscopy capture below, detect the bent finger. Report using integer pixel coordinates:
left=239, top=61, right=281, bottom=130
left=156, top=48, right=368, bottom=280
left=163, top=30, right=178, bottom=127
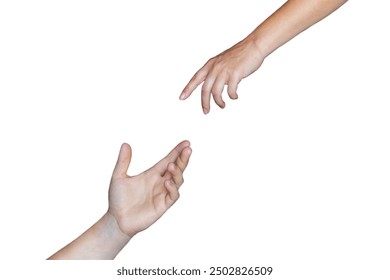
left=167, top=162, right=184, bottom=187
left=201, top=76, right=216, bottom=114
left=211, top=76, right=226, bottom=109
left=165, top=179, right=180, bottom=205
left=154, top=141, right=191, bottom=174
left=175, top=146, right=192, bottom=173
left=227, top=78, right=239, bottom=100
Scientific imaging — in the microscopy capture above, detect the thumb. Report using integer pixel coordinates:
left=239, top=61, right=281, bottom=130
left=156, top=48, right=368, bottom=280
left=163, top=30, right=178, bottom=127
left=112, top=143, right=132, bottom=178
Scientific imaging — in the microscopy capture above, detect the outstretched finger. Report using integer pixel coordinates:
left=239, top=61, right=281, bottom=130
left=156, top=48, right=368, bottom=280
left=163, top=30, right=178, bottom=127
left=180, top=67, right=208, bottom=100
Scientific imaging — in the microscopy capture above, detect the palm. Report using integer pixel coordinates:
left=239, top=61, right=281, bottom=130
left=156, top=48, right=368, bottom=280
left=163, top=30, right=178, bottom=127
left=108, top=141, right=191, bottom=236
left=109, top=171, right=173, bottom=235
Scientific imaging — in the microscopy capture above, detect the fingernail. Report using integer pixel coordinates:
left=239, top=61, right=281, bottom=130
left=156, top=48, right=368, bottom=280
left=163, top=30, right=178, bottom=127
left=179, top=92, right=186, bottom=100
left=203, top=108, right=209, bottom=114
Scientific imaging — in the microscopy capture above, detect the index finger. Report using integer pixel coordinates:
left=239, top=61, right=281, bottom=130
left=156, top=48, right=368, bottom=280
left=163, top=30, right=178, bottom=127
left=175, top=146, right=192, bottom=173
left=180, top=67, right=208, bottom=100
left=153, top=140, right=191, bottom=175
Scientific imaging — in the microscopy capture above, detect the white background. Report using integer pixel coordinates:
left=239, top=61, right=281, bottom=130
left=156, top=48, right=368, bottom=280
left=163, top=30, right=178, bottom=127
left=1, top=1, right=389, bottom=279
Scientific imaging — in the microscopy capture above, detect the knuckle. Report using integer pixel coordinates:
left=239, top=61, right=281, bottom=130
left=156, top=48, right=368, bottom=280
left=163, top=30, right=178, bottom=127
left=193, top=70, right=204, bottom=80
left=201, top=87, right=210, bottom=95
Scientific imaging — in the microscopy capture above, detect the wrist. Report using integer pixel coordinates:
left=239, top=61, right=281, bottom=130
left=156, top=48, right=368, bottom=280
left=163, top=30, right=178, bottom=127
left=244, top=31, right=272, bottom=60
left=103, top=211, right=135, bottom=241
left=48, top=212, right=133, bottom=260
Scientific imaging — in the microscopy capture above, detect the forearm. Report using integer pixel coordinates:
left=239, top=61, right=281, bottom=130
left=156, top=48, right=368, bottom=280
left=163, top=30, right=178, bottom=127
left=48, top=212, right=132, bottom=260
left=248, top=0, right=348, bottom=58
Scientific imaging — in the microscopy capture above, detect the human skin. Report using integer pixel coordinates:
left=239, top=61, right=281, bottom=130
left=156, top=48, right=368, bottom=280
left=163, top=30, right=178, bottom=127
left=48, top=140, right=192, bottom=260
left=180, top=0, right=349, bottom=114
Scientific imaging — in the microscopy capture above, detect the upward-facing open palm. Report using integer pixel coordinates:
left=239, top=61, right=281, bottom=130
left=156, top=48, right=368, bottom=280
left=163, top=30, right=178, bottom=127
left=108, top=141, right=192, bottom=236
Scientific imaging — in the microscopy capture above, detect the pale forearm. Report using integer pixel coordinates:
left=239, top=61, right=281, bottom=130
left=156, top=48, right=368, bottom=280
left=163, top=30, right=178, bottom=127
left=48, top=212, right=132, bottom=260
left=248, top=0, right=348, bottom=58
